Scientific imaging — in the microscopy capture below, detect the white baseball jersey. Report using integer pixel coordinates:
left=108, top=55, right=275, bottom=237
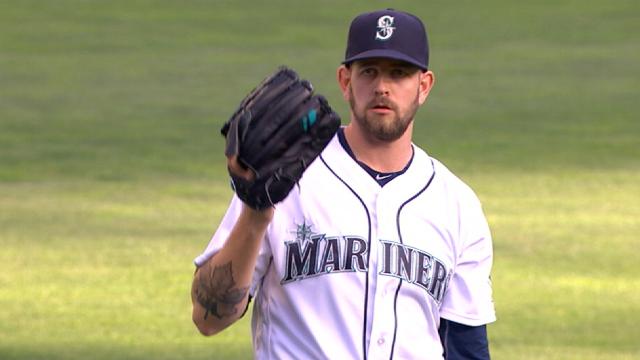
left=195, top=134, right=496, bottom=359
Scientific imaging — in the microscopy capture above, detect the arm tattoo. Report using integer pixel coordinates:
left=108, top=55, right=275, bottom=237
left=194, top=261, right=249, bottom=320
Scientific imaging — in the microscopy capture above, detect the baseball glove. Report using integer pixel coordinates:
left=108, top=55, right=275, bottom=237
left=221, top=66, right=341, bottom=210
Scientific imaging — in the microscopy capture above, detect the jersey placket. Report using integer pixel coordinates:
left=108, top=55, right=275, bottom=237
left=365, top=187, right=402, bottom=359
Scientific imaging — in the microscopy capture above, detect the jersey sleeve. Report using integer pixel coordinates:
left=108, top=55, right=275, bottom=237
left=439, top=193, right=496, bottom=326
left=193, top=195, right=272, bottom=297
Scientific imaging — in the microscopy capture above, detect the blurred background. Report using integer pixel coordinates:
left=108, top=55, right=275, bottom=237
left=1, top=0, right=638, bottom=359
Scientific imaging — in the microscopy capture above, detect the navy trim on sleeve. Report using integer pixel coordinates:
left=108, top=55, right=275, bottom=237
left=439, top=319, right=490, bottom=360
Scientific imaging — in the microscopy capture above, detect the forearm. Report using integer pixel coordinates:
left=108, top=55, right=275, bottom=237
left=191, top=205, right=273, bottom=336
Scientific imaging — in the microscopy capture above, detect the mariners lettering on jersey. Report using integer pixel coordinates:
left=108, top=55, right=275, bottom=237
left=282, top=221, right=368, bottom=283
left=380, top=240, right=451, bottom=303
left=281, top=223, right=452, bottom=304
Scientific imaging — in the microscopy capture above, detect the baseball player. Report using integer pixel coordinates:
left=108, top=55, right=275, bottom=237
left=192, top=8, right=496, bottom=359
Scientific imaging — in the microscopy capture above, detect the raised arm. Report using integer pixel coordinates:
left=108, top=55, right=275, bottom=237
left=191, top=203, right=273, bottom=336
left=191, top=157, right=274, bottom=336
left=192, top=66, right=339, bottom=336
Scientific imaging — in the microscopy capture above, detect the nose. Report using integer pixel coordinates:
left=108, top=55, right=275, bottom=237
left=374, top=75, right=390, bottom=96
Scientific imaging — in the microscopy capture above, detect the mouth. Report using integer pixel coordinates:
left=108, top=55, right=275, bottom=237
left=369, top=102, right=394, bottom=114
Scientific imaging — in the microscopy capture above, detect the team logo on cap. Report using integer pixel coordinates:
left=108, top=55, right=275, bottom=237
left=375, top=15, right=395, bottom=40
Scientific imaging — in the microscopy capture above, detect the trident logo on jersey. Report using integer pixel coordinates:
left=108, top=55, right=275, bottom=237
left=375, top=15, right=395, bottom=40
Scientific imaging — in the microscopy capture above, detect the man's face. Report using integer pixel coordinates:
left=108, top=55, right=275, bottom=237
left=340, top=58, right=433, bottom=142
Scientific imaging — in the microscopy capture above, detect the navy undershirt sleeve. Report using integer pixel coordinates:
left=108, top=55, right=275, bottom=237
left=439, top=319, right=490, bottom=360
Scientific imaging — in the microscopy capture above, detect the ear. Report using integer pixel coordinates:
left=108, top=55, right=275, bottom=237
left=337, top=65, right=351, bottom=101
left=418, top=70, right=435, bottom=105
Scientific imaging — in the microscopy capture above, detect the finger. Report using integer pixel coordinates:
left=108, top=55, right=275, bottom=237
left=227, top=155, right=256, bottom=181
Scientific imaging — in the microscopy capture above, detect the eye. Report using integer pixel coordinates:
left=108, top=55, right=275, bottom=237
left=360, top=67, right=377, bottom=77
left=391, top=68, right=410, bottom=78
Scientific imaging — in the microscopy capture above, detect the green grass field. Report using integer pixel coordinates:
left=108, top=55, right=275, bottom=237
left=1, top=1, right=638, bottom=359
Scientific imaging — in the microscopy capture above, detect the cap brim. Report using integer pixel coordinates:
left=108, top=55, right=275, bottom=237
left=343, top=49, right=427, bottom=70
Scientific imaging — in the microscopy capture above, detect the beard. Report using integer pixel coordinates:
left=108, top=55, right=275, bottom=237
left=348, top=86, right=420, bottom=142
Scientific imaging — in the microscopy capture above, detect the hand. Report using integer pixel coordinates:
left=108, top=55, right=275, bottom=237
left=228, top=155, right=275, bottom=220
left=227, top=155, right=255, bottom=181
left=220, top=66, right=341, bottom=211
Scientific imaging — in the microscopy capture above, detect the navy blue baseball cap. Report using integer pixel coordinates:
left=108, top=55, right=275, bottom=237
left=343, top=9, right=429, bottom=70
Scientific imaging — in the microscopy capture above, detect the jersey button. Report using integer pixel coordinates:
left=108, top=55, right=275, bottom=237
left=377, top=337, right=385, bottom=345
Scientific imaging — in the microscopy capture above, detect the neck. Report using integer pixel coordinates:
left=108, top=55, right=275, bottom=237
left=343, top=122, right=414, bottom=173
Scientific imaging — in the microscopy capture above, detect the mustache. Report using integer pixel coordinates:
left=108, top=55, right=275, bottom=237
left=367, top=98, right=397, bottom=110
